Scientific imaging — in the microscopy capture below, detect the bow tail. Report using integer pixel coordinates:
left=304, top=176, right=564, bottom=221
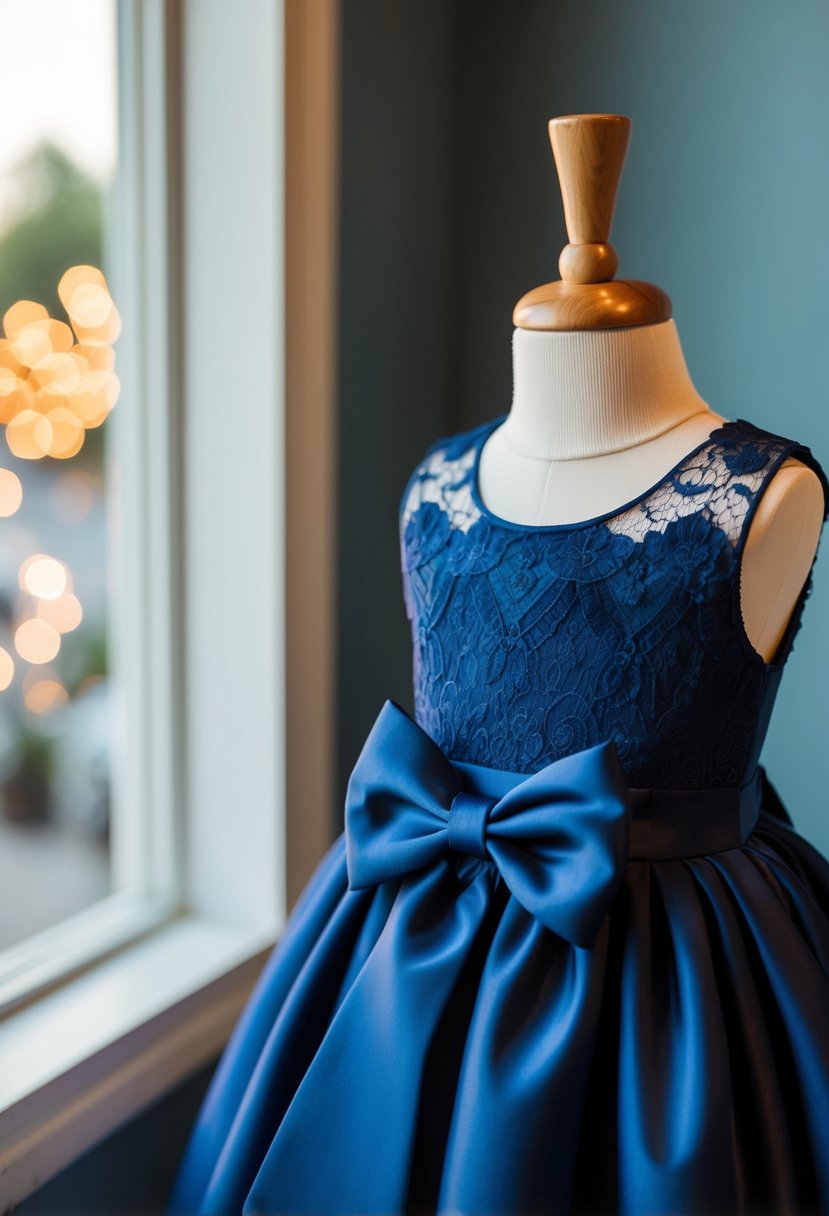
left=244, top=860, right=495, bottom=1216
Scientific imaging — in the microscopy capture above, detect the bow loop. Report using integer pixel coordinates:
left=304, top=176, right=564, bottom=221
left=447, top=790, right=494, bottom=860
left=345, top=700, right=631, bottom=949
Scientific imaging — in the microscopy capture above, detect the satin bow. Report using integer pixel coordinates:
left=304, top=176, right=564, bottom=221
left=345, top=699, right=631, bottom=949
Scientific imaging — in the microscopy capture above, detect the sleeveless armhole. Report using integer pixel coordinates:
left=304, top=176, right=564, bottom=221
left=398, top=431, right=454, bottom=623
left=397, top=431, right=453, bottom=523
left=731, top=433, right=829, bottom=672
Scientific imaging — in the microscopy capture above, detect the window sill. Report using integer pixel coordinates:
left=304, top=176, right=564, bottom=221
left=0, top=912, right=280, bottom=1211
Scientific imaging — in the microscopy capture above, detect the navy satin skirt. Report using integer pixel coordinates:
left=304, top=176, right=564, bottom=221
left=167, top=701, right=829, bottom=1215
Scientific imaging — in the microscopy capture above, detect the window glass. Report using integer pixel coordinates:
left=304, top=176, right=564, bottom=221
left=0, top=0, right=119, bottom=947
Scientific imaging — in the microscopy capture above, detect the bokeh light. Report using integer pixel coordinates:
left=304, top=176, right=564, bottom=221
left=2, top=300, right=49, bottom=340
left=0, top=0, right=119, bottom=945
left=11, top=326, right=52, bottom=370
left=43, top=408, right=85, bottom=458
left=0, top=269, right=116, bottom=716
left=0, top=468, right=23, bottom=517
left=1, top=266, right=120, bottom=464
left=30, top=318, right=74, bottom=354
left=57, top=264, right=107, bottom=306
left=22, top=672, right=70, bottom=715
left=0, top=649, right=14, bottom=692
left=59, top=265, right=122, bottom=344
left=36, top=591, right=83, bottom=634
left=14, top=618, right=61, bottom=665
left=20, top=554, right=68, bottom=600
left=6, top=410, right=53, bottom=459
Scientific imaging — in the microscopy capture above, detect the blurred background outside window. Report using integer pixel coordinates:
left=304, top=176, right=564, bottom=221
left=0, top=0, right=118, bottom=947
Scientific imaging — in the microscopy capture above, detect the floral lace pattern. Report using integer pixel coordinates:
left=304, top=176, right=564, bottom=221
left=400, top=417, right=828, bottom=788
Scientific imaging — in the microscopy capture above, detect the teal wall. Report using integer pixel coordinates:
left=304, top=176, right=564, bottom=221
left=337, top=0, right=829, bottom=844
left=446, top=0, right=829, bottom=848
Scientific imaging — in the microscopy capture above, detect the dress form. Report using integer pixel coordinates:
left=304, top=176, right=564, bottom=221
left=478, top=114, right=823, bottom=662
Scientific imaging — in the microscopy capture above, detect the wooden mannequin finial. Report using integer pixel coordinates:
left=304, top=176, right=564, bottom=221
left=513, top=113, right=672, bottom=331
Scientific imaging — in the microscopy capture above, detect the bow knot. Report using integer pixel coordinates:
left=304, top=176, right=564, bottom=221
left=447, top=790, right=494, bottom=861
left=345, top=700, right=631, bottom=949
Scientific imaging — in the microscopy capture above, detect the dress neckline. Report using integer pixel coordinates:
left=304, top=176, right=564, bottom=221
left=468, top=412, right=731, bottom=533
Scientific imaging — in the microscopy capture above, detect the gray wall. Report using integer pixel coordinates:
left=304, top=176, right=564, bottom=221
left=338, top=0, right=829, bottom=848
left=335, top=1, right=461, bottom=812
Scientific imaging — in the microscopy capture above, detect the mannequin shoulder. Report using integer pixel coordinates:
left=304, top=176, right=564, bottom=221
left=742, top=453, right=825, bottom=565
left=741, top=454, right=826, bottom=661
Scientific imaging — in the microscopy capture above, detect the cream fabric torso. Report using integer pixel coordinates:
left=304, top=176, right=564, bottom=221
left=478, top=322, right=717, bottom=526
left=476, top=321, right=824, bottom=662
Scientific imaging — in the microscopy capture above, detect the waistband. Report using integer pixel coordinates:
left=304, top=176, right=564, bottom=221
left=452, top=756, right=765, bottom=862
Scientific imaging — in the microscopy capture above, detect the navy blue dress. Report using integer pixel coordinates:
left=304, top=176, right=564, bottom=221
left=168, top=415, right=829, bottom=1216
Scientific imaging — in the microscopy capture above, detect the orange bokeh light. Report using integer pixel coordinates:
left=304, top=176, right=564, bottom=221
left=1, top=268, right=119, bottom=462
left=75, top=341, right=115, bottom=371
left=0, top=366, right=19, bottom=390
left=6, top=410, right=53, bottom=459
left=0, top=338, right=23, bottom=373
left=30, top=317, right=74, bottom=354
left=29, top=351, right=84, bottom=394
left=67, top=282, right=112, bottom=329
left=3, top=300, right=48, bottom=340
left=23, top=677, right=70, bottom=714
left=11, top=326, right=52, bottom=369
left=0, top=468, right=23, bottom=516
left=36, top=591, right=83, bottom=634
left=57, top=264, right=106, bottom=306
left=0, top=369, right=24, bottom=424
left=43, top=408, right=85, bottom=458
left=59, top=267, right=122, bottom=344
left=14, top=617, right=61, bottom=664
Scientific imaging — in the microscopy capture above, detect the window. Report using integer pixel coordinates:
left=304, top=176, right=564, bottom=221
left=0, top=0, right=178, bottom=1015
left=0, top=0, right=120, bottom=951
left=0, top=1, right=337, bottom=1208
left=0, top=0, right=204, bottom=1019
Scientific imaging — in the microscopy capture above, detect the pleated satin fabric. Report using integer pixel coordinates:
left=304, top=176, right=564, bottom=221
left=166, top=699, right=829, bottom=1216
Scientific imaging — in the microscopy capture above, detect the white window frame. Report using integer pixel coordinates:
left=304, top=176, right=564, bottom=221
left=0, top=0, right=183, bottom=1023
left=0, top=0, right=339, bottom=1207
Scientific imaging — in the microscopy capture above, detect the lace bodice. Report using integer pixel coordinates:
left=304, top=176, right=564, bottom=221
left=399, top=415, right=829, bottom=788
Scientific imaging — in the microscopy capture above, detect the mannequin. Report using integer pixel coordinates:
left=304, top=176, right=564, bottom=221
left=478, top=115, right=823, bottom=663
